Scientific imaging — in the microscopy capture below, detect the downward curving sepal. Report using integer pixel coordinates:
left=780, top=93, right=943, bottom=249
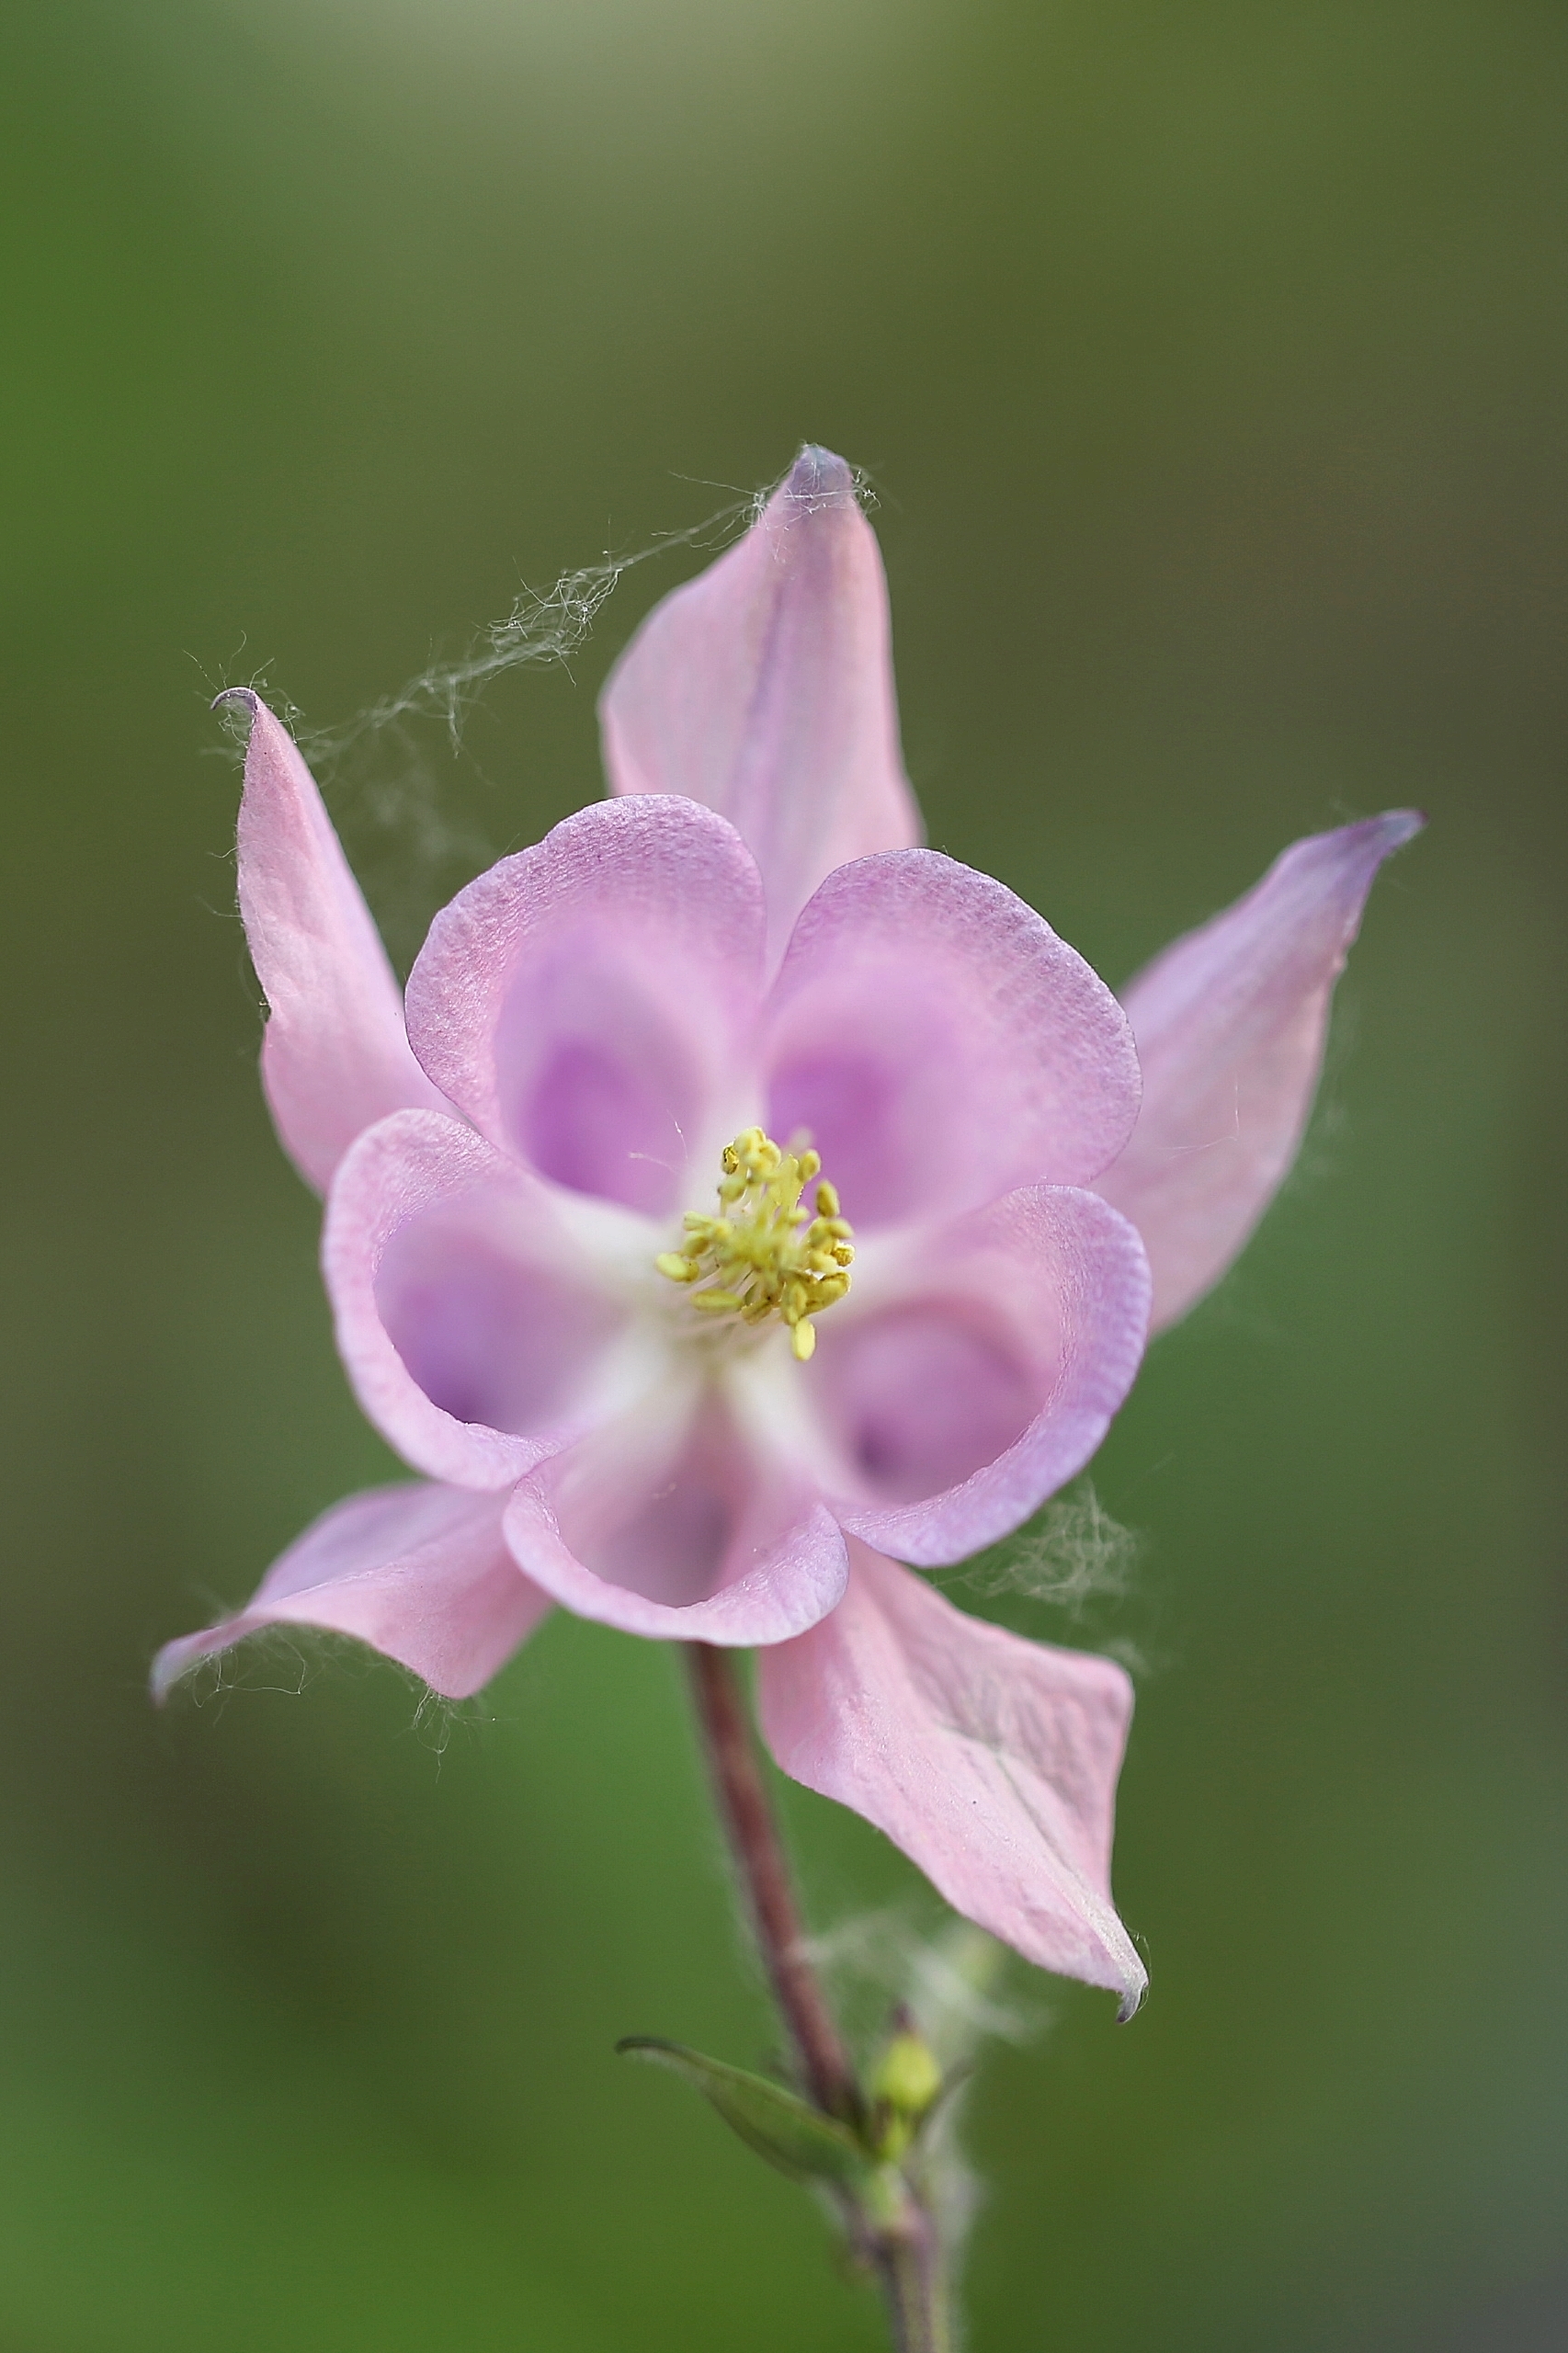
left=599, top=447, right=923, bottom=961
left=757, top=1544, right=1146, bottom=2017
left=1096, top=812, right=1423, bottom=1331
left=151, top=1481, right=551, bottom=1702
left=223, top=691, right=449, bottom=1191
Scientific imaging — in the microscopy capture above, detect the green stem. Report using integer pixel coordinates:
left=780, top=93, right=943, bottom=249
left=683, top=1643, right=953, bottom=2353
left=873, top=2215, right=952, bottom=2353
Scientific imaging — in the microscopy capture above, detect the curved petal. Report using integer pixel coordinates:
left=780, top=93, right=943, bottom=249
left=504, top=1392, right=848, bottom=1645
left=223, top=691, right=449, bottom=1191
left=403, top=798, right=765, bottom=1216
left=762, top=850, right=1140, bottom=1229
left=757, top=1545, right=1145, bottom=2013
left=152, top=1483, right=549, bottom=1703
left=324, top=1109, right=632, bottom=1489
left=810, top=1187, right=1150, bottom=1565
left=1096, top=812, right=1424, bottom=1330
left=599, top=447, right=922, bottom=961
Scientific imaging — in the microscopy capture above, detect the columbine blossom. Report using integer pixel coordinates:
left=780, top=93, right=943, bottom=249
left=154, top=449, right=1419, bottom=2018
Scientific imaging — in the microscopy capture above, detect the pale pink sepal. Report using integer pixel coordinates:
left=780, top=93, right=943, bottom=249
left=1096, top=812, right=1424, bottom=1331
left=599, top=447, right=922, bottom=960
left=151, top=1483, right=550, bottom=1703
left=224, top=692, right=449, bottom=1191
left=758, top=1545, right=1146, bottom=2014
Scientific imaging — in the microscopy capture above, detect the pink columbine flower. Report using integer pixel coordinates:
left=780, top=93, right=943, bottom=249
left=154, top=449, right=1420, bottom=2018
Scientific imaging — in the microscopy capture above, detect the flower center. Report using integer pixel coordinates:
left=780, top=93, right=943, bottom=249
left=655, top=1128, right=854, bottom=1361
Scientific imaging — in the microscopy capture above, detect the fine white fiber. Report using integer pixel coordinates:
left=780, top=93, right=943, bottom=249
left=954, top=1480, right=1142, bottom=1614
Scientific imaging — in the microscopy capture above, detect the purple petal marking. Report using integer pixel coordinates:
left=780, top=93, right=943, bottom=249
left=599, top=447, right=923, bottom=961
left=503, top=1395, right=849, bottom=1644
left=758, top=1545, right=1146, bottom=2012
left=403, top=798, right=766, bottom=1215
left=223, top=692, right=448, bottom=1192
left=762, top=848, right=1142, bottom=1230
left=814, top=1186, right=1151, bottom=1564
left=152, top=1483, right=549, bottom=1703
left=324, top=1108, right=627, bottom=1489
left=1096, top=812, right=1424, bottom=1330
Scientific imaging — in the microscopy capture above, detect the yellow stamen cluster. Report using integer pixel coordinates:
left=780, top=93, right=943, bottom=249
left=655, top=1129, right=854, bottom=1361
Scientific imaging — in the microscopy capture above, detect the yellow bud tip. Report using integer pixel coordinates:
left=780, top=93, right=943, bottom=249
left=693, top=1290, right=743, bottom=1313
left=869, top=2030, right=942, bottom=2118
left=790, top=1320, right=817, bottom=1360
left=814, top=1180, right=839, bottom=1217
left=655, top=1252, right=699, bottom=1282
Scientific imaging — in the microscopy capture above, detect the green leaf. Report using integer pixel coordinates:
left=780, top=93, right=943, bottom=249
left=616, top=2037, right=872, bottom=2188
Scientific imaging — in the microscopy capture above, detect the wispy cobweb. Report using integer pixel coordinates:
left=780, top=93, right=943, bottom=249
left=801, top=1906, right=1036, bottom=2063
left=951, top=1480, right=1142, bottom=1615
left=290, top=483, right=769, bottom=779
left=204, top=460, right=883, bottom=962
left=168, top=1624, right=493, bottom=1763
left=212, top=454, right=883, bottom=784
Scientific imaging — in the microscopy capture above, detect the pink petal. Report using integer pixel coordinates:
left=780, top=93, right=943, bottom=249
left=324, top=1109, right=628, bottom=1488
left=811, top=1186, right=1150, bottom=1564
left=224, top=692, right=449, bottom=1192
left=761, top=850, right=1141, bottom=1230
left=599, top=447, right=922, bottom=961
left=1096, top=813, right=1424, bottom=1330
left=403, top=798, right=765, bottom=1217
left=151, top=1483, right=549, bottom=1703
left=503, top=1395, right=848, bottom=1644
left=757, top=1545, right=1145, bottom=2012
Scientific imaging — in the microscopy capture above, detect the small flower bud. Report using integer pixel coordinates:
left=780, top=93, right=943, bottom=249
left=869, top=2028, right=942, bottom=2121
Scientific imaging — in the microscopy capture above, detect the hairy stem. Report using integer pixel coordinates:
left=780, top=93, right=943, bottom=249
left=683, top=1643, right=952, bottom=2353
left=873, top=2217, right=952, bottom=2353
left=684, top=1641, right=859, bottom=2122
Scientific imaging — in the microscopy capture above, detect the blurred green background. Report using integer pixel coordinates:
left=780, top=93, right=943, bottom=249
left=2, top=2, right=1564, bottom=2346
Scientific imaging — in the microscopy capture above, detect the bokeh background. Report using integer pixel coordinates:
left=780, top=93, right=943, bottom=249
left=3, top=2, right=1565, bottom=2346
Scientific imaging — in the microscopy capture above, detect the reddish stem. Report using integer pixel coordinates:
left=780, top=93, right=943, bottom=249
left=682, top=1642, right=952, bottom=2353
left=683, top=1642, right=861, bottom=2125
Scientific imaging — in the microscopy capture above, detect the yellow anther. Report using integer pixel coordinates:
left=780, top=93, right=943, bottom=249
left=655, top=1129, right=854, bottom=1358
